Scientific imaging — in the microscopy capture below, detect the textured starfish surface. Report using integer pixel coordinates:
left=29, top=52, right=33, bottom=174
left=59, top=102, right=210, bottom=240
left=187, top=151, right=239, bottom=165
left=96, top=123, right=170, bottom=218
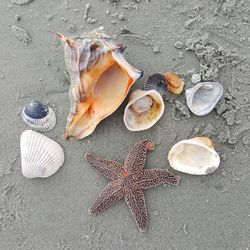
left=85, top=139, right=180, bottom=232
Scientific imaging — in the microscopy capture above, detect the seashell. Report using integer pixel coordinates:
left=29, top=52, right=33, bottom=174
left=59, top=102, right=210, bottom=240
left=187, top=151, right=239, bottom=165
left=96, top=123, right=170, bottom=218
left=191, top=73, right=201, bottom=85
left=123, top=89, right=164, bottom=131
left=20, top=130, right=64, bottom=178
left=185, top=82, right=223, bottom=116
left=22, top=101, right=56, bottom=132
left=57, top=27, right=142, bottom=139
left=164, top=72, right=184, bottom=95
left=143, top=73, right=168, bottom=97
left=168, top=137, right=220, bottom=175
left=131, top=95, right=153, bottom=113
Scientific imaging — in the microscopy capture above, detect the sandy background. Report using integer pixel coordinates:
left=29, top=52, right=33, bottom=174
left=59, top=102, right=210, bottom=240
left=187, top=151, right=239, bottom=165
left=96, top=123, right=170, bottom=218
left=0, top=0, right=250, bottom=249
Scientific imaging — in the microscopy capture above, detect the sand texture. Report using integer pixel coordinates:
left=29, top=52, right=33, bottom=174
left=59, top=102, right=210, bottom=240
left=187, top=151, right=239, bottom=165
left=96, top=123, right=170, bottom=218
left=0, top=0, right=250, bottom=249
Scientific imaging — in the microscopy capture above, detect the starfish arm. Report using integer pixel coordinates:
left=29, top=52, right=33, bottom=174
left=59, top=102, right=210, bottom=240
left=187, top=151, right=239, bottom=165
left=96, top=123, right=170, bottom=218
left=85, top=153, right=124, bottom=180
left=124, top=139, right=155, bottom=177
left=88, top=179, right=124, bottom=216
left=125, top=185, right=148, bottom=232
left=138, top=169, right=180, bottom=190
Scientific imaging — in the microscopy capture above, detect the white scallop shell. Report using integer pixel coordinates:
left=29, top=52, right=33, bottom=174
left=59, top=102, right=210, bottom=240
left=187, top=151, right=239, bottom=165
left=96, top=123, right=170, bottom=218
left=20, top=130, right=64, bottom=178
left=185, top=82, right=223, bottom=116
left=22, top=106, right=56, bottom=132
left=168, top=137, right=220, bottom=175
left=123, top=89, right=164, bottom=131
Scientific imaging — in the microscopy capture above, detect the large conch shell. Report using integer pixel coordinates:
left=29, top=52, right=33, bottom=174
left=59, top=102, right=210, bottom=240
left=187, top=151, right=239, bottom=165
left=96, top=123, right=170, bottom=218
left=57, top=27, right=142, bottom=139
left=123, top=89, right=164, bottom=131
left=168, top=137, right=220, bottom=175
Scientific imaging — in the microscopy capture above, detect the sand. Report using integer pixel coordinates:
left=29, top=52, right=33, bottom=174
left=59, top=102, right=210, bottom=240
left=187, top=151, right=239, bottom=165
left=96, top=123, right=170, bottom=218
left=0, top=0, right=250, bottom=249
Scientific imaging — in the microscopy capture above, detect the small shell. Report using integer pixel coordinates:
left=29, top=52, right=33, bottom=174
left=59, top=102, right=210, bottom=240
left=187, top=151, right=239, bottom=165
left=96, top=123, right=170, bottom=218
left=164, top=72, right=184, bottom=94
left=191, top=73, right=201, bottom=85
left=123, top=89, right=164, bottom=131
left=22, top=101, right=56, bottom=132
left=20, top=130, right=64, bottom=178
left=131, top=95, right=153, bottom=113
left=143, top=73, right=168, bottom=97
left=185, top=82, right=223, bottom=116
left=168, top=137, right=220, bottom=175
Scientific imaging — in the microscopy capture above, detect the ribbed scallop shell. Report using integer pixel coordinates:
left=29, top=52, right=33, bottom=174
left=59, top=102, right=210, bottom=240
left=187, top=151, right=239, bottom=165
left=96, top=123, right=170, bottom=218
left=168, top=137, right=220, bottom=175
left=185, top=82, right=223, bottom=116
left=22, top=102, right=56, bottom=132
left=20, top=130, right=64, bottom=178
left=143, top=73, right=168, bottom=97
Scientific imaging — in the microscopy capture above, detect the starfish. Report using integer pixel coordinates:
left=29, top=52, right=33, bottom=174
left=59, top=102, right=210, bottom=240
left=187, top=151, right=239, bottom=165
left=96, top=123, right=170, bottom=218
left=85, top=139, right=180, bottom=232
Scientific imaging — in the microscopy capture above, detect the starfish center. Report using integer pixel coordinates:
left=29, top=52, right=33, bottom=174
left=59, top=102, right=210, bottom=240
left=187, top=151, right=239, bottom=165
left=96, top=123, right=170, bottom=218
left=121, top=170, right=129, bottom=177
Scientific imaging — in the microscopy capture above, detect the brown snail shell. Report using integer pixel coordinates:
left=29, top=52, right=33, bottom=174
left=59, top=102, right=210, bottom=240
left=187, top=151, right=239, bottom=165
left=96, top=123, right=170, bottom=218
left=164, top=72, right=184, bottom=95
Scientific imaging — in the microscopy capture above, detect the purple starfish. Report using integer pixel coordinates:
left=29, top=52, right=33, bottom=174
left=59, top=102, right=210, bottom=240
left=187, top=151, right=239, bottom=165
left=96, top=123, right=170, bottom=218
left=85, top=139, right=180, bottom=232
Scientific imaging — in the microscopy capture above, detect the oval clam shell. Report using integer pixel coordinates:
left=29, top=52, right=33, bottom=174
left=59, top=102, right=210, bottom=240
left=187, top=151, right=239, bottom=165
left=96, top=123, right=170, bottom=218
left=20, top=130, right=64, bottom=178
left=185, top=82, right=223, bottom=116
left=168, top=137, right=220, bottom=175
left=22, top=101, right=56, bottom=132
left=143, top=73, right=168, bottom=97
left=123, top=89, right=164, bottom=131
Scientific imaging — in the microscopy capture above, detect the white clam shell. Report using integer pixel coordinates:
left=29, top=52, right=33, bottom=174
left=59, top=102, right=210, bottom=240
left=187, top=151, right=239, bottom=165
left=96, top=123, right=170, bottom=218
left=123, top=89, right=164, bottom=131
left=20, top=130, right=64, bottom=178
left=168, top=137, right=220, bottom=175
left=185, top=82, right=223, bottom=116
left=22, top=106, right=56, bottom=132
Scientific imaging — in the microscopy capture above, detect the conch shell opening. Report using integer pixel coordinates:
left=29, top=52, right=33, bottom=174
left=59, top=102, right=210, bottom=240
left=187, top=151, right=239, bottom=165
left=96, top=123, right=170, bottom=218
left=57, top=28, right=142, bottom=139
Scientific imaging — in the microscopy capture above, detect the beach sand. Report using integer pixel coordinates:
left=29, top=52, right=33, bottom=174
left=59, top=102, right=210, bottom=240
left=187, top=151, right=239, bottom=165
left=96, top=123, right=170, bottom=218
left=0, top=0, right=250, bottom=249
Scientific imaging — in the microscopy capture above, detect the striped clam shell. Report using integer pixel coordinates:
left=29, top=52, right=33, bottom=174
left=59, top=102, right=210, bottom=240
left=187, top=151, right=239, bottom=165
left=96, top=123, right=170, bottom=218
left=20, top=130, right=64, bottom=178
left=22, top=101, right=56, bottom=132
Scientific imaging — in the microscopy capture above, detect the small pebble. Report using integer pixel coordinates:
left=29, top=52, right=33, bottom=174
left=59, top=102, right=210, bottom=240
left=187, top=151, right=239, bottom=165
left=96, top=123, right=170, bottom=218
left=110, top=20, right=117, bottom=24
left=191, top=73, right=201, bottom=84
left=84, top=3, right=91, bottom=20
left=15, top=14, right=21, bottom=21
left=153, top=46, right=160, bottom=53
left=11, top=0, right=34, bottom=6
left=178, top=51, right=184, bottom=59
left=0, top=75, right=5, bottom=79
left=174, top=41, right=183, bottom=49
left=45, top=60, right=50, bottom=66
left=61, top=17, right=67, bottom=22
left=182, top=224, right=188, bottom=235
left=87, top=17, right=97, bottom=24
left=111, top=13, right=119, bottom=18
left=11, top=25, right=32, bottom=45
left=118, top=12, right=126, bottom=20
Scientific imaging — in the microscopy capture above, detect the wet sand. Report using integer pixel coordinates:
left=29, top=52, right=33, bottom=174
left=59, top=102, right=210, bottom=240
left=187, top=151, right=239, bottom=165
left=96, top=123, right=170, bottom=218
left=0, top=0, right=250, bottom=249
